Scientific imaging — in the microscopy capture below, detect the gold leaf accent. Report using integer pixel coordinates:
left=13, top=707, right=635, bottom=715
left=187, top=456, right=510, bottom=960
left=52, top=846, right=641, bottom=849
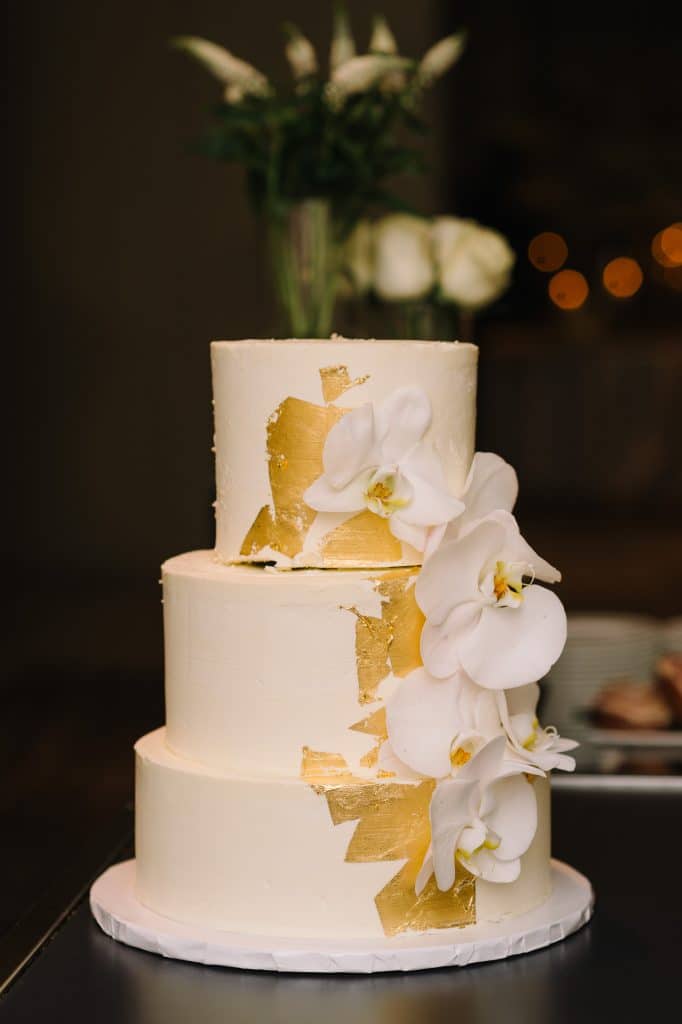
left=319, top=365, right=370, bottom=404
left=299, top=747, right=367, bottom=792
left=347, top=570, right=424, bottom=703
left=321, top=779, right=475, bottom=936
left=351, top=707, right=388, bottom=771
left=240, top=397, right=344, bottom=559
left=321, top=509, right=403, bottom=564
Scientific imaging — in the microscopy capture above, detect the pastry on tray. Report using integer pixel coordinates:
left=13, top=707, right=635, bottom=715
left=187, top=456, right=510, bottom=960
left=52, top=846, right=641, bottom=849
left=592, top=679, right=673, bottom=731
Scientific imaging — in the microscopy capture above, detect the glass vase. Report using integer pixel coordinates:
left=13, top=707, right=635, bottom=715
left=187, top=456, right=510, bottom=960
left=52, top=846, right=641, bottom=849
left=268, top=199, right=339, bottom=339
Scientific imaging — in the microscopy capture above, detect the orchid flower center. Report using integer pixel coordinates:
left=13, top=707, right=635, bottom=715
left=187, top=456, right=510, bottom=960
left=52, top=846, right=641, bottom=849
left=481, top=560, right=534, bottom=608
left=457, top=820, right=501, bottom=861
left=364, top=471, right=409, bottom=518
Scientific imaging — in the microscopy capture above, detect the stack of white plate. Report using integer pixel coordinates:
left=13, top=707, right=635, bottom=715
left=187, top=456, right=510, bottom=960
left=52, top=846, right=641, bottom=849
left=542, top=614, right=663, bottom=740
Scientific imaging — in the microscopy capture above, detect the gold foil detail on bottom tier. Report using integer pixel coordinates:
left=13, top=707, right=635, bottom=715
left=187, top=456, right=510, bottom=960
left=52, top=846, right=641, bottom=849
left=347, top=569, right=424, bottom=703
left=240, top=397, right=344, bottom=559
left=319, top=778, right=476, bottom=936
left=319, top=365, right=370, bottom=404
left=321, top=509, right=402, bottom=564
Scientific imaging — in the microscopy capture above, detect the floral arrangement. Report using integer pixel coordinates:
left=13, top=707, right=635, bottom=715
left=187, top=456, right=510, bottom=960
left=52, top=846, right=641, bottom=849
left=305, top=387, right=576, bottom=891
left=173, top=10, right=465, bottom=227
left=342, top=213, right=516, bottom=336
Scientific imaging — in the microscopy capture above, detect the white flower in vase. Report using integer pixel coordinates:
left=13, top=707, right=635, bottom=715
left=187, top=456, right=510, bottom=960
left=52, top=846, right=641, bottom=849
left=418, top=33, right=467, bottom=85
left=498, top=683, right=578, bottom=773
left=303, top=387, right=463, bottom=552
left=329, top=5, right=356, bottom=71
left=417, top=735, right=539, bottom=891
left=383, top=667, right=503, bottom=779
left=373, top=214, right=435, bottom=302
left=171, top=36, right=269, bottom=98
left=328, top=55, right=412, bottom=103
left=284, top=24, right=318, bottom=80
left=416, top=510, right=567, bottom=688
left=432, top=217, right=515, bottom=310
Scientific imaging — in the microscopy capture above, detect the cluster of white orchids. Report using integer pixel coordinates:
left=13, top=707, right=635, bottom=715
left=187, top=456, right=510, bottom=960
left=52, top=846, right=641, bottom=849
left=304, top=385, right=577, bottom=893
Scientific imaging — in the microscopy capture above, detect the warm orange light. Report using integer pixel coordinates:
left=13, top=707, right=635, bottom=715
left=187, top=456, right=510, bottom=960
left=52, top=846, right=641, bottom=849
left=652, top=225, right=682, bottom=268
left=660, top=224, right=682, bottom=266
left=528, top=232, right=568, bottom=272
left=602, top=257, right=643, bottom=298
left=549, top=269, right=589, bottom=310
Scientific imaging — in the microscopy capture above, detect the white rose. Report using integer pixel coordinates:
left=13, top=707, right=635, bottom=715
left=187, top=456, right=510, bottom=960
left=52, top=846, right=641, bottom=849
left=432, top=216, right=515, bottom=310
left=343, top=220, right=374, bottom=296
left=373, top=214, right=435, bottom=302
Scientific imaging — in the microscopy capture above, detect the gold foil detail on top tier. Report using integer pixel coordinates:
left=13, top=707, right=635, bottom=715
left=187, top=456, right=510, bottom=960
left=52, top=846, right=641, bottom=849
left=347, top=570, right=425, bottom=703
left=321, top=510, right=402, bottom=565
left=319, top=365, right=370, bottom=404
left=321, top=778, right=476, bottom=936
left=240, top=397, right=344, bottom=559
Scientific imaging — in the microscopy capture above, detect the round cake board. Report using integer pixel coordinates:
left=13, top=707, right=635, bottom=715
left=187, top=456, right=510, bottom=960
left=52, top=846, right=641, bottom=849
left=90, top=859, right=593, bottom=974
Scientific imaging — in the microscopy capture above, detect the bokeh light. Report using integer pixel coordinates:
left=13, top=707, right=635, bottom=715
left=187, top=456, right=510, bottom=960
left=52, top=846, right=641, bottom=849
left=660, top=224, right=682, bottom=265
left=549, top=269, right=589, bottom=310
left=528, top=232, right=568, bottom=272
left=652, top=224, right=682, bottom=268
left=603, top=257, right=643, bottom=298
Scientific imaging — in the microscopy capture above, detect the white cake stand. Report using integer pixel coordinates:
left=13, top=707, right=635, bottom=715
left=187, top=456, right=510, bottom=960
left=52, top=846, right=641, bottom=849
left=90, top=859, right=593, bottom=974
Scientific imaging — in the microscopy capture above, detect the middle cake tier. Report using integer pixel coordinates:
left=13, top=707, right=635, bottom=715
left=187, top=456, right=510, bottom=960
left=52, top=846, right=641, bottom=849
left=163, top=550, right=424, bottom=777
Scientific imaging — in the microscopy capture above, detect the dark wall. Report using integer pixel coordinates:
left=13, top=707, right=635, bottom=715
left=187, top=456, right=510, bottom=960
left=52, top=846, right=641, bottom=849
left=8, top=0, right=448, bottom=581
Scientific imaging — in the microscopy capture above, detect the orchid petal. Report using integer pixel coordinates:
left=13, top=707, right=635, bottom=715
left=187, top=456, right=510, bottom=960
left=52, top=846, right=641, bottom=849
left=375, top=387, right=432, bottom=462
left=420, top=604, right=479, bottom=679
left=491, top=510, right=561, bottom=584
left=482, top=775, right=537, bottom=861
left=456, top=734, right=507, bottom=786
left=462, top=452, right=518, bottom=523
left=416, top=519, right=504, bottom=625
left=457, top=585, right=567, bottom=690
left=322, top=403, right=378, bottom=488
left=386, top=669, right=462, bottom=778
left=389, top=515, right=428, bottom=553
left=397, top=472, right=464, bottom=527
left=423, top=523, right=448, bottom=561
left=303, top=470, right=370, bottom=513
left=430, top=778, right=479, bottom=891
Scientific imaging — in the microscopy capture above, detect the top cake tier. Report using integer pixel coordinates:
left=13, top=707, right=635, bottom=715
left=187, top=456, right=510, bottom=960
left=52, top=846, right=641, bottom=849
left=212, top=338, right=478, bottom=568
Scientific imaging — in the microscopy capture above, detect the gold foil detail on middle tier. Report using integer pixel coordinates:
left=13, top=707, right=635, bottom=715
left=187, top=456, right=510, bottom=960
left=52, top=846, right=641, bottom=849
left=240, top=397, right=344, bottom=559
left=320, top=778, right=476, bottom=936
left=347, top=570, right=425, bottom=703
left=320, top=509, right=402, bottom=564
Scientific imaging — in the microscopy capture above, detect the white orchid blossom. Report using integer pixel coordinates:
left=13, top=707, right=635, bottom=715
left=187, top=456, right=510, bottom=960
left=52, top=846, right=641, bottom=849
left=498, top=683, right=578, bottom=773
left=385, top=667, right=502, bottom=779
left=373, top=214, right=435, bottom=302
left=304, top=388, right=463, bottom=553
left=416, top=735, right=538, bottom=892
left=284, top=24, right=318, bottom=80
left=417, top=510, right=566, bottom=689
left=418, top=32, right=466, bottom=85
left=172, top=37, right=269, bottom=97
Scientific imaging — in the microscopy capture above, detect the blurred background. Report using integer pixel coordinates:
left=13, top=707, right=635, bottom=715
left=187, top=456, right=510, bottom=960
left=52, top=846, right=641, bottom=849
left=4, top=0, right=681, bottom=939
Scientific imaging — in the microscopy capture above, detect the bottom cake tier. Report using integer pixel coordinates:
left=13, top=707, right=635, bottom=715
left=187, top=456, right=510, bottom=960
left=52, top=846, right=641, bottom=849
left=135, top=730, right=552, bottom=940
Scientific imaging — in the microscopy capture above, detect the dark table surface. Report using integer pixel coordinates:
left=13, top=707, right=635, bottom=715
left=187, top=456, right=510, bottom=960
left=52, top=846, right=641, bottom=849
left=1, top=784, right=681, bottom=1024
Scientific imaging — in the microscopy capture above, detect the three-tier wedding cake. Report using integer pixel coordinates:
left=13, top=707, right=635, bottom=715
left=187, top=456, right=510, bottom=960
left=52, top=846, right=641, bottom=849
left=130, top=337, right=579, bottom=947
